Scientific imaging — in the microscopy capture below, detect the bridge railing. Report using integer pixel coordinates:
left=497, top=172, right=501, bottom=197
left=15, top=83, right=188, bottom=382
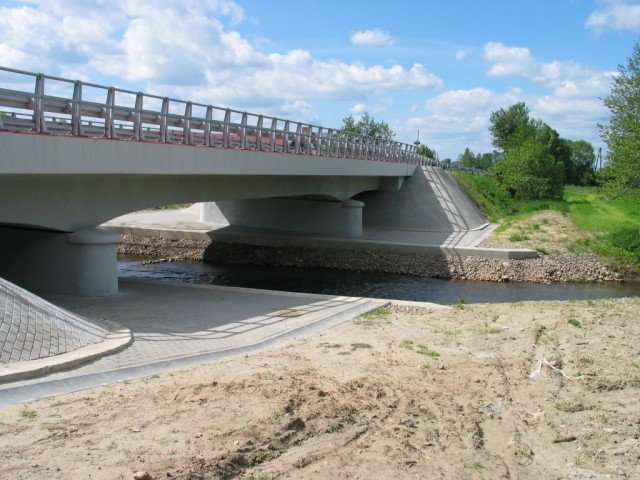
left=0, top=66, right=429, bottom=165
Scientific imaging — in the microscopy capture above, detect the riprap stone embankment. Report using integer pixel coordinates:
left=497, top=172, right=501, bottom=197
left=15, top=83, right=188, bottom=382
left=117, top=234, right=621, bottom=284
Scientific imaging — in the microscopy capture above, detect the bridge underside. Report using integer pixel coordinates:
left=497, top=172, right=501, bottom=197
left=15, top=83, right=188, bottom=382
left=0, top=133, right=418, bottom=296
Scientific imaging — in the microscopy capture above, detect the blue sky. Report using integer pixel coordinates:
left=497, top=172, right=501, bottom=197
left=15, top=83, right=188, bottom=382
left=1, top=0, right=639, bottom=160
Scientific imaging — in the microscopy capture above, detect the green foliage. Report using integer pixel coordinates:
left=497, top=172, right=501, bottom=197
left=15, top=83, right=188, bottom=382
left=491, top=135, right=565, bottom=200
left=454, top=176, right=640, bottom=272
left=599, top=40, right=640, bottom=199
left=489, top=102, right=596, bottom=196
left=566, top=140, right=597, bottom=186
left=456, top=147, right=499, bottom=170
left=416, top=143, right=438, bottom=161
left=489, top=102, right=533, bottom=150
left=450, top=171, right=567, bottom=221
left=340, top=112, right=395, bottom=142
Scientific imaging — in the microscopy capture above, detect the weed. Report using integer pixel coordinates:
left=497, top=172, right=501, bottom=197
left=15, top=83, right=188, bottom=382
left=577, top=356, right=594, bottom=366
left=509, top=233, right=530, bottom=242
left=416, top=345, right=440, bottom=358
left=568, top=318, right=581, bottom=328
left=360, top=306, right=391, bottom=319
left=20, top=404, right=37, bottom=420
left=555, top=397, right=591, bottom=412
left=477, top=323, right=503, bottom=335
left=537, top=247, right=549, bottom=255
left=167, top=449, right=177, bottom=456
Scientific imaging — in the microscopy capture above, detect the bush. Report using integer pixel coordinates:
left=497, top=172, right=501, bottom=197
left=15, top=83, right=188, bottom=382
left=491, top=136, right=564, bottom=200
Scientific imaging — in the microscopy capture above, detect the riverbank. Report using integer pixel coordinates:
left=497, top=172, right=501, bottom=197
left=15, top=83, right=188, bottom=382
left=117, top=234, right=623, bottom=284
left=2, top=297, right=638, bottom=479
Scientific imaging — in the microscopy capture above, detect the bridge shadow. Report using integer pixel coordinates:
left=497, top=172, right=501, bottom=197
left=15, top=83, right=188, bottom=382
left=40, top=279, right=367, bottom=371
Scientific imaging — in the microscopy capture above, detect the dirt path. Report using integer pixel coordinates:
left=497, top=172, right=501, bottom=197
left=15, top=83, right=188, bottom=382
left=1, top=298, right=638, bottom=479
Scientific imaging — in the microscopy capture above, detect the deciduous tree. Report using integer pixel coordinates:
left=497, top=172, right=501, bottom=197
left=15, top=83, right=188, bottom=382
left=340, top=112, right=395, bottom=142
left=599, top=40, right=640, bottom=198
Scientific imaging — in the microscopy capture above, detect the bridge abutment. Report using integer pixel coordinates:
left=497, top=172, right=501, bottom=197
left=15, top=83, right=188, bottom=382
left=202, top=198, right=364, bottom=237
left=0, top=227, right=119, bottom=296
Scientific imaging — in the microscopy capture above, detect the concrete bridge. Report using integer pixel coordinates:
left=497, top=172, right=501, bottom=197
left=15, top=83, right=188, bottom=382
left=0, top=66, right=494, bottom=297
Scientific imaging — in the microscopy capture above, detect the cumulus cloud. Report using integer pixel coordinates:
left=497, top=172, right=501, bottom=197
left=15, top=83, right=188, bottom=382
left=0, top=0, right=439, bottom=121
left=484, top=42, right=537, bottom=77
left=350, top=28, right=396, bottom=47
left=586, top=0, right=640, bottom=33
left=484, top=42, right=612, bottom=93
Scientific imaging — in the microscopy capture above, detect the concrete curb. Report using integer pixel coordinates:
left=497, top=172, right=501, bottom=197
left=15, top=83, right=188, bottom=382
left=0, top=322, right=133, bottom=384
left=0, top=297, right=384, bottom=406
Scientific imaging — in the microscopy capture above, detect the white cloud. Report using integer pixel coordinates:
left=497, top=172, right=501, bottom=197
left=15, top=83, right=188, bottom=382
left=484, top=42, right=537, bottom=77
left=455, top=49, right=468, bottom=61
left=586, top=0, right=640, bottom=33
left=350, top=28, right=396, bottom=47
left=0, top=0, right=441, bottom=123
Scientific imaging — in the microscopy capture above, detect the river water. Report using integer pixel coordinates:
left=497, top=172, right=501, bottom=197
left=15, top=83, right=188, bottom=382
left=117, top=258, right=640, bottom=304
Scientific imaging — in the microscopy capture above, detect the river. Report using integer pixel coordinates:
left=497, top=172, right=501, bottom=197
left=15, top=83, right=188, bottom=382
left=117, top=258, right=640, bottom=304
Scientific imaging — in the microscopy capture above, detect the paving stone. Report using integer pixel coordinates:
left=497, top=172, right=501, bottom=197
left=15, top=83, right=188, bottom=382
left=1, top=277, right=109, bottom=365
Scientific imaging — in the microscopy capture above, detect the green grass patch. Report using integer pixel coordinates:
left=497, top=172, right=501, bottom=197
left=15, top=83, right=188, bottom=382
left=564, top=187, right=640, bottom=271
left=150, top=203, right=192, bottom=210
left=452, top=174, right=640, bottom=274
left=450, top=171, right=568, bottom=222
left=564, top=187, right=638, bottom=232
left=360, top=306, right=391, bottom=319
left=416, top=345, right=440, bottom=358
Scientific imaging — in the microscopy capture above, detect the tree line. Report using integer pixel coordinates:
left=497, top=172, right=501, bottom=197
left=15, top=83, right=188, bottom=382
left=340, top=39, right=640, bottom=201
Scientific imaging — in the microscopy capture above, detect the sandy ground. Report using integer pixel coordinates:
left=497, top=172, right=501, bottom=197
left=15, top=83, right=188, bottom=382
left=1, top=297, right=639, bottom=480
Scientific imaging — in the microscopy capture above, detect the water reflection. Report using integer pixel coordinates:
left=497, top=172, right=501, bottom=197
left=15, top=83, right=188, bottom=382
left=118, top=259, right=639, bottom=304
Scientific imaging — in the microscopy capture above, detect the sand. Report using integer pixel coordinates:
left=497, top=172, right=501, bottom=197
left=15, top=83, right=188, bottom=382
left=1, top=297, right=639, bottom=479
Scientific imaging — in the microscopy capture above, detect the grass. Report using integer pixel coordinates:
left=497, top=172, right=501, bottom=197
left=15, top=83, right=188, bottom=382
left=565, top=187, right=640, bottom=271
left=20, top=404, right=37, bottom=420
left=416, top=345, right=440, bottom=358
left=360, top=306, right=391, bottom=319
left=451, top=173, right=640, bottom=274
left=150, top=203, right=192, bottom=211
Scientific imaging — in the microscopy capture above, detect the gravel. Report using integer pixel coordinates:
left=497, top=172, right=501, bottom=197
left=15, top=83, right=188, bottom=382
left=118, top=234, right=623, bottom=284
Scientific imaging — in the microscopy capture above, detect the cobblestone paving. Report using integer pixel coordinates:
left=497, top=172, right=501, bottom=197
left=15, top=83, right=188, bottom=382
left=0, top=277, right=108, bottom=364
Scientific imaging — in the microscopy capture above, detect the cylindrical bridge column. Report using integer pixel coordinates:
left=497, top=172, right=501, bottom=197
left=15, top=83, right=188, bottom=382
left=0, top=227, right=120, bottom=296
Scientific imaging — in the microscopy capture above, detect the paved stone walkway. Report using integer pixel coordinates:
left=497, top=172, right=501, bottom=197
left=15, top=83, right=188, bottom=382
left=0, top=279, right=377, bottom=406
left=0, top=277, right=109, bottom=364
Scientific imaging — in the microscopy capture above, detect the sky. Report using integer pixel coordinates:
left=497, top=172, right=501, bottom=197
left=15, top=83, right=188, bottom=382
left=1, top=0, right=639, bottom=160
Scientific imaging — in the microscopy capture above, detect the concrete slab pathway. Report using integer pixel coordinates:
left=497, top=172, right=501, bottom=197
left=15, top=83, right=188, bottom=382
left=0, top=279, right=381, bottom=407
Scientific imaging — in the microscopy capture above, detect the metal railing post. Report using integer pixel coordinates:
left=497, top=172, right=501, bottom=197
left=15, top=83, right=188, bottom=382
left=204, top=106, right=213, bottom=146
left=134, top=92, right=143, bottom=141
left=71, top=80, right=82, bottom=136
left=183, top=101, right=193, bottom=145
left=105, top=87, right=115, bottom=139
left=159, top=97, right=169, bottom=143
left=222, top=109, right=231, bottom=148
left=33, top=74, right=45, bottom=133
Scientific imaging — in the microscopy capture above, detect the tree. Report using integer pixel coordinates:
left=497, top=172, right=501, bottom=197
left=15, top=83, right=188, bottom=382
left=490, top=135, right=564, bottom=200
left=489, top=102, right=533, bottom=151
left=457, top=147, right=476, bottom=167
left=340, top=112, right=396, bottom=142
left=416, top=144, right=437, bottom=160
left=599, top=40, right=640, bottom=198
left=566, top=140, right=596, bottom=186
